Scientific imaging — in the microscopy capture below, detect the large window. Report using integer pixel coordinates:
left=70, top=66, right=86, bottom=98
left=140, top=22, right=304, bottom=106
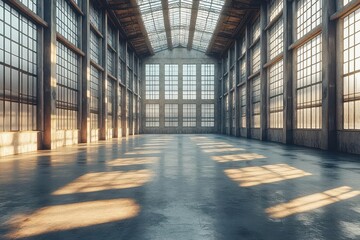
left=145, top=64, right=160, bottom=99
left=165, top=64, right=178, bottom=99
left=56, top=0, right=79, bottom=46
left=296, top=34, right=322, bottom=129
left=90, top=66, right=100, bottom=130
left=343, top=7, right=360, bottom=129
left=165, top=104, right=178, bottom=127
left=267, top=0, right=284, bottom=129
left=296, top=0, right=322, bottom=39
left=269, top=60, right=284, bottom=128
left=201, top=104, right=214, bottom=127
left=240, top=86, right=247, bottom=128
left=56, top=43, right=79, bottom=130
left=251, top=77, right=261, bottom=128
left=225, top=95, right=229, bottom=128
left=201, top=64, right=215, bottom=99
left=251, top=43, right=261, bottom=74
left=107, top=79, right=115, bottom=129
left=268, top=18, right=283, bottom=59
left=183, top=104, right=196, bottom=127
left=183, top=64, right=196, bottom=100
left=145, top=104, right=159, bottom=127
left=0, top=1, right=37, bottom=131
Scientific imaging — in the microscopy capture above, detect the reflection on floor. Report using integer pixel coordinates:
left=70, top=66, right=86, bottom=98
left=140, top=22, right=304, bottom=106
left=7, top=199, right=140, bottom=238
left=224, top=164, right=312, bottom=187
left=266, top=186, right=360, bottom=219
left=53, top=170, right=153, bottom=195
left=0, top=134, right=360, bottom=240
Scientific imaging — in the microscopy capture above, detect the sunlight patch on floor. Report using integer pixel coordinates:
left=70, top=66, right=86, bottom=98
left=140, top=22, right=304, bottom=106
left=202, top=147, right=245, bottom=153
left=6, top=199, right=140, bottom=239
left=212, top=153, right=266, bottom=162
left=52, top=170, right=153, bottom=195
left=266, top=186, right=360, bottom=218
left=224, top=164, right=311, bottom=187
left=108, top=157, right=159, bottom=166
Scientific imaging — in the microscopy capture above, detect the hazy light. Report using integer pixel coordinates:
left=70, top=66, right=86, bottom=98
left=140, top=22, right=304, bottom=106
left=266, top=186, right=360, bottom=219
left=7, top=199, right=140, bottom=238
left=53, top=170, right=153, bottom=195
left=224, top=164, right=311, bottom=187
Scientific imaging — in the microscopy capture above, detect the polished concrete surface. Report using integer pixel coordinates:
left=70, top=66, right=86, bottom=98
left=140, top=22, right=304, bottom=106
left=0, top=134, right=360, bottom=240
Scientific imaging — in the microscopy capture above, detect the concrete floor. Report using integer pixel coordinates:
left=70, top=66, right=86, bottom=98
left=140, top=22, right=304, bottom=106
left=0, top=134, right=360, bottom=240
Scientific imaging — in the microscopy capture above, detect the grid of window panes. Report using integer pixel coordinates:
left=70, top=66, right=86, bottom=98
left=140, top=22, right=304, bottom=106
left=269, top=18, right=283, bottom=60
left=201, top=104, right=214, bottom=127
left=90, top=66, right=100, bottom=129
left=296, top=0, right=322, bottom=39
left=165, top=104, right=178, bottom=127
left=145, top=104, right=159, bottom=127
left=118, top=86, right=122, bottom=124
left=239, top=59, right=246, bottom=83
left=90, top=1, right=101, bottom=29
left=145, top=64, right=159, bottom=99
left=107, top=49, right=116, bottom=76
left=230, top=68, right=235, bottom=89
left=252, top=18, right=260, bottom=43
left=107, top=79, right=115, bottom=129
left=107, top=24, right=115, bottom=49
left=251, top=43, right=261, bottom=74
left=183, top=64, right=197, bottom=100
left=201, top=64, right=215, bottom=99
left=269, top=60, right=284, bottom=128
left=19, top=0, right=37, bottom=13
left=165, top=64, right=178, bottom=100
left=269, top=0, right=283, bottom=21
left=90, top=31, right=101, bottom=65
left=0, top=1, right=38, bottom=131
left=56, top=0, right=79, bottom=46
left=296, top=34, right=322, bottom=129
left=231, top=92, right=236, bottom=128
left=240, top=86, right=247, bottom=128
left=224, top=75, right=229, bottom=93
left=183, top=104, right=196, bottom=127
left=225, top=95, right=229, bottom=128
left=251, top=77, right=261, bottom=128
left=56, top=43, right=79, bottom=130
left=343, top=8, right=360, bottom=129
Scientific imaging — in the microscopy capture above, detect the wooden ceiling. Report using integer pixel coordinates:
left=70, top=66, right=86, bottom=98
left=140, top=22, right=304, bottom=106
left=102, top=0, right=262, bottom=58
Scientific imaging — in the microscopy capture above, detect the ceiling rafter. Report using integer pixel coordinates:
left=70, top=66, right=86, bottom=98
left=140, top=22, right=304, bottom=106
left=161, top=0, right=174, bottom=50
left=187, top=0, right=200, bottom=50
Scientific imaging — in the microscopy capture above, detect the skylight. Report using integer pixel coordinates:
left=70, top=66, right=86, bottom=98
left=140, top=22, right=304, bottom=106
left=137, top=0, right=225, bottom=53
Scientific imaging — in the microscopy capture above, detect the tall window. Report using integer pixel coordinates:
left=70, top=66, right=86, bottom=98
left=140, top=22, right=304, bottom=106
left=269, top=60, right=284, bottom=128
left=201, top=64, right=215, bottom=99
left=225, top=95, right=229, bottom=128
left=240, top=86, right=247, bottom=128
left=145, top=104, right=159, bottom=127
left=343, top=7, right=360, bottom=129
left=56, top=0, right=79, bottom=46
left=56, top=43, right=79, bottom=130
left=231, top=92, right=236, bottom=129
left=251, top=43, right=261, bottom=74
left=268, top=0, right=284, bottom=129
left=165, top=64, right=178, bottom=99
left=90, top=66, right=100, bottom=130
left=183, top=64, right=196, bottom=100
left=165, top=104, right=178, bottom=127
left=107, top=24, right=116, bottom=77
left=251, top=76, right=261, bottom=128
left=296, top=34, right=322, bottom=129
left=183, top=104, right=196, bottom=127
left=145, top=64, right=160, bottom=99
left=0, top=1, right=38, bottom=131
left=107, top=79, right=115, bottom=129
left=201, top=104, right=214, bottom=127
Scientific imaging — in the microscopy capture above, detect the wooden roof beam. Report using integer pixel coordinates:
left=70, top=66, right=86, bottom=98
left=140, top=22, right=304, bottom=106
left=161, top=0, right=173, bottom=50
left=187, top=0, right=200, bottom=50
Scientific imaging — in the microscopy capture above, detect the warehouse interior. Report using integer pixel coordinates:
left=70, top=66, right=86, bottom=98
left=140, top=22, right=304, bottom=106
left=0, top=0, right=360, bottom=239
